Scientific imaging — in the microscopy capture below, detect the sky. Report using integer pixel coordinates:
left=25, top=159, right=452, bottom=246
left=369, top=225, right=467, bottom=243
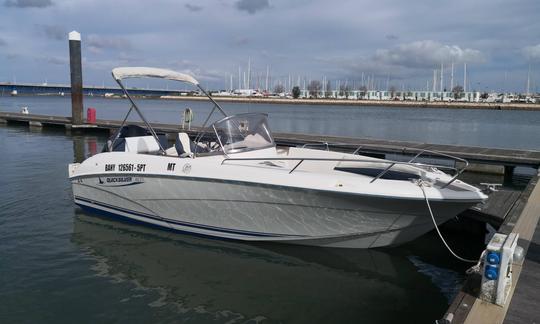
left=0, top=0, right=539, bottom=92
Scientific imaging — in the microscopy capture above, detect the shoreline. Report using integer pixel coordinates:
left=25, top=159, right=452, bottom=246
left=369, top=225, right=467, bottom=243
left=5, top=93, right=540, bottom=111
left=160, top=95, right=540, bottom=111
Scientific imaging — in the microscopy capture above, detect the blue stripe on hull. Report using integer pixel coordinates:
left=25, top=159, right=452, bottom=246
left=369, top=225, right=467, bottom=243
left=74, top=196, right=302, bottom=238
left=76, top=203, right=247, bottom=243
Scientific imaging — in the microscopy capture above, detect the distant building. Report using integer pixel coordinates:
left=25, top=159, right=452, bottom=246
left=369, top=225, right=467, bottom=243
left=298, top=89, right=481, bottom=102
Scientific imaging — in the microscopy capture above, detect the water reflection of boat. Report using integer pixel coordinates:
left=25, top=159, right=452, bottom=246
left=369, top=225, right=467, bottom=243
left=71, top=211, right=448, bottom=323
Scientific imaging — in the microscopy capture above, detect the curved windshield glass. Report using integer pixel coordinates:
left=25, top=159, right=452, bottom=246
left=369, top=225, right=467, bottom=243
left=212, top=113, right=275, bottom=154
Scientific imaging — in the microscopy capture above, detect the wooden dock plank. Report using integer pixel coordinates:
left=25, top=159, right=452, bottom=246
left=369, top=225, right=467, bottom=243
left=504, top=226, right=540, bottom=324
left=466, top=190, right=522, bottom=226
left=448, top=174, right=540, bottom=324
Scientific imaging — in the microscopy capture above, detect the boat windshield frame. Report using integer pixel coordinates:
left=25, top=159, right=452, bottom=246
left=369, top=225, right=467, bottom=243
left=211, top=113, right=275, bottom=154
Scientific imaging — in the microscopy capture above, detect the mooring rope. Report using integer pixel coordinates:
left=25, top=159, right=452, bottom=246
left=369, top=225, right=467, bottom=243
left=417, top=180, right=479, bottom=264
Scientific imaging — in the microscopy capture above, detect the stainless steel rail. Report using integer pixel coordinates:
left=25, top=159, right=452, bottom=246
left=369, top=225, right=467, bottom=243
left=298, top=143, right=469, bottom=188
left=221, top=156, right=465, bottom=187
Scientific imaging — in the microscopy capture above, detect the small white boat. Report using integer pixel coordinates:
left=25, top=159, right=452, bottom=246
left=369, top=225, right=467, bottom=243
left=20, top=106, right=29, bottom=114
left=69, top=67, right=487, bottom=248
left=10, top=89, right=17, bottom=96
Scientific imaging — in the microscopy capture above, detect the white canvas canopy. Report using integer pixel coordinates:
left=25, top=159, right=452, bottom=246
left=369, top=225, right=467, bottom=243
left=112, top=67, right=199, bottom=86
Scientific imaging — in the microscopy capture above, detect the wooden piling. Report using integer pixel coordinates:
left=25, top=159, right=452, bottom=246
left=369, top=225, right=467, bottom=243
left=504, top=166, right=516, bottom=184
left=69, top=31, right=84, bottom=125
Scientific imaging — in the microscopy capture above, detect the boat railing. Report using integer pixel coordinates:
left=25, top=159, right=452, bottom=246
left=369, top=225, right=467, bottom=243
left=221, top=156, right=466, bottom=188
left=299, top=143, right=469, bottom=188
left=300, top=142, right=372, bottom=155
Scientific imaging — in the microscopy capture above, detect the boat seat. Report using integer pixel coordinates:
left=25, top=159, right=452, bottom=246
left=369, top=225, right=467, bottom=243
left=124, top=136, right=161, bottom=154
left=165, top=146, right=178, bottom=156
left=175, top=132, right=196, bottom=157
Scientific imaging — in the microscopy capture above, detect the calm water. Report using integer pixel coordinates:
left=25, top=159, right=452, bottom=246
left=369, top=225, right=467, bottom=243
left=1, top=95, right=534, bottom=323
left=0, top=124, right=487, bottom=323
left=1, top=95, right=540, bottom=150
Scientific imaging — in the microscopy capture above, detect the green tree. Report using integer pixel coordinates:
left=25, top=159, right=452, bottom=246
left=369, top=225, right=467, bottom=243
left=358, top=85, right=367, bottom=99
left=452, top=85, right=464, bottom=99
left=274, top=84, right=285, bottom=94
left=307, top=80, right=322, bottom=98
left=339, top=84, right=351, bottom=97
left=292, top=86, right=301, bottom=99
left=389, top=85, right=396, bottom=98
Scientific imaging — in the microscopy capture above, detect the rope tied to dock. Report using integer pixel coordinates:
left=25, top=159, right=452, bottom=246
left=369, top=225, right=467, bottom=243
left=416, top=180, right=480, bottom=264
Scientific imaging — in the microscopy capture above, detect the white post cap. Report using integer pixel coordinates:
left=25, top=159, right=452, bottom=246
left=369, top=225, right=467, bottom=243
left=68, top=31, right=81, bottom=41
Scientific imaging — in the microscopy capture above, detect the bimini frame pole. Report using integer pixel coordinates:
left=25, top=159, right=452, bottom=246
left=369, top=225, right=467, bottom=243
left=114, top=78, right=166, bottom=154
left=192, top=85, right=229, bottom=149
left=197, top=85, right=228, bottom=117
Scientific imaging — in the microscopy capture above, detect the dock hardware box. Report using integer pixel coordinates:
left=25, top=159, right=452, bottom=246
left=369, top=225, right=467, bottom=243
left=479, top=232, right=519, bottom=306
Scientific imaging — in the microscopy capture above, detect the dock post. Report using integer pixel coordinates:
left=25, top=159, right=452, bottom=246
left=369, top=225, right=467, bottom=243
left=69, top=31, right=84, bottom=126
left=504, top=165, right=515, bottom=184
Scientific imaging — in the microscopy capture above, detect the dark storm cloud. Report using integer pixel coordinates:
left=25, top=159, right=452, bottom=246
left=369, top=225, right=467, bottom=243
left=4, top=0, right=52, bottom=8
left=36, top=24, right=65, bottom=40
left=235, top=0, right=269, bottom=14
left=185, top=3, right=202, bottom=12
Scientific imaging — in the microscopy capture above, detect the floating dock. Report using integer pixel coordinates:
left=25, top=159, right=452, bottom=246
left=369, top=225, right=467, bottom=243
left=2, top=111, right=539, bottom=172
left=444, top=174, right=540, bottom=324
left=1, top=111, right=540, bottom=323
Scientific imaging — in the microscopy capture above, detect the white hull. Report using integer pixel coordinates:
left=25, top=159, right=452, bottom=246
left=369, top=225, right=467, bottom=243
left=72, top=173, right=475, bottom=248
left=68, top=100, right=486, bottom=249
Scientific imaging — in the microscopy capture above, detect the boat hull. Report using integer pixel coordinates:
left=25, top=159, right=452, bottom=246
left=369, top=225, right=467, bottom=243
left=71, top=174, right=476, bottom=248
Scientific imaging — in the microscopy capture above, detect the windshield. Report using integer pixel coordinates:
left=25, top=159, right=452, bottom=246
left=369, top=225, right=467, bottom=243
left=212, top=113, right=275, bottom=154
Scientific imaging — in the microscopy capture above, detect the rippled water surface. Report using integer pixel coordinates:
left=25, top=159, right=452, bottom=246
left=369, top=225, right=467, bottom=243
left=0, top=124, right=489, bottom=323
left=2, top=95, right=540, bottom=150
left=3, top=95, right=533, bottom=323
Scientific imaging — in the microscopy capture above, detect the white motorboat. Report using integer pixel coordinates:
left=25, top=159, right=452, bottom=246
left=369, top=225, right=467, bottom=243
left=69, top=67, right=487, bottom=248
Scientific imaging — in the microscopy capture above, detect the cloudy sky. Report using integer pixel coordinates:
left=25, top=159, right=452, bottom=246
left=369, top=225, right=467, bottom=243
left=0, top=0, right=539, bottom=92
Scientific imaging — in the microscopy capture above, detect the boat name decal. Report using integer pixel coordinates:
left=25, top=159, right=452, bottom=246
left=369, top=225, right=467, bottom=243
left=104, top=163, right=146, bottom=172
left=98, top=176, right=144, bottom=186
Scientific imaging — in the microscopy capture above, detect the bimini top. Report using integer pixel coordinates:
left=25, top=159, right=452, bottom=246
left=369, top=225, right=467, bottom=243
left=111, top=67, right=199, bottom=85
